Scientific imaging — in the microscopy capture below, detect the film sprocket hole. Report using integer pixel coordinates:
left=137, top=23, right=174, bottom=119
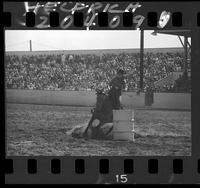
left=3, top=1, right=200, bottom=184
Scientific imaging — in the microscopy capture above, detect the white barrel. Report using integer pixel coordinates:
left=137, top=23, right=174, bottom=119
left=113, top=110, right=134, bottom=141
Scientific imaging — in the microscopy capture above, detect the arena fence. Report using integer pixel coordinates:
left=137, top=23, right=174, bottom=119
left=5, top=89, right=191, bottom=110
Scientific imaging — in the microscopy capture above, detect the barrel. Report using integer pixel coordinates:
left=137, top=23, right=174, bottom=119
left=113, top=110, right=134, bottom=141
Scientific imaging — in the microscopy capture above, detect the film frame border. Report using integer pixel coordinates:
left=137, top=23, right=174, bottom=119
left=3, top=0, right=200, bottom=184
left=4, top=157, right=200, bottom=184
left=4, top=10, right=200, bottom=28
left=3, top=1, right=200, bottom=29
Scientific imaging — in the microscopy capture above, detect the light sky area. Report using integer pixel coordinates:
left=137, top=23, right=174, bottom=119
left=5, top=30, right=185, bottom=51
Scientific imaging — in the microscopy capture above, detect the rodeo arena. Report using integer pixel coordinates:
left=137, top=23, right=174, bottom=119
left=5, top=30, right=191, bottom=156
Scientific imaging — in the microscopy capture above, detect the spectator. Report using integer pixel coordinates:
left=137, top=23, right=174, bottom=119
left=5, top=51, right=190, bottom=93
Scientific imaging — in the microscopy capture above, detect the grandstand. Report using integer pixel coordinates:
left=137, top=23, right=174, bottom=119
left=154, top=71, right=191, bottom=88
left=5, top=47, right=191, bottom=92
left=5, top=48, right=190, bottom=93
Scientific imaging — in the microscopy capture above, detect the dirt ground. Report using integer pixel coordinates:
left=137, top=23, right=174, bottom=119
left=6, top=103, right=191, bottom=156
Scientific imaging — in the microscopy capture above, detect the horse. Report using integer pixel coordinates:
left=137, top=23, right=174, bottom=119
left=83, top=89, right=115, bottom=139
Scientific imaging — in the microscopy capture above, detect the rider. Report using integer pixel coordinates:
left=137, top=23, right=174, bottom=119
left=83, top=69, right=126, bottom=139
left=108, top=69, right=126, bottom=110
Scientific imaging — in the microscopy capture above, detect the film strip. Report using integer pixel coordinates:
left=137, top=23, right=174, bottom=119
left=3, top=0, right=200, bottom=185
left=4, top=9, right=200, bottom=28
left=3, top=3, right=200, bottom=29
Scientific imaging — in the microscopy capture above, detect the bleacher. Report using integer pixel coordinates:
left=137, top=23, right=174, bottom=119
left=154, top=71, right=191, bottom=93
left=154, top=71, right=182, bottom=87
left=5, top=50, right=190, bottom=93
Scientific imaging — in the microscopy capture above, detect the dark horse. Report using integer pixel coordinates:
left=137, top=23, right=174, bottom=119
left=83, top=89, right=116, bottom=139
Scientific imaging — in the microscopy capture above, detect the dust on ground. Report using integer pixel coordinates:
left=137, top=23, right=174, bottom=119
left=6, top=103, right=191, bottom=156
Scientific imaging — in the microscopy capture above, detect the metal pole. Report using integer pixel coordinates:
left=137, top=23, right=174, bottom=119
left=30, top=40, right=32, bottom=52
left=139, top=29, right=144, bottom=90
left=184, top=36, right=188, bottom=74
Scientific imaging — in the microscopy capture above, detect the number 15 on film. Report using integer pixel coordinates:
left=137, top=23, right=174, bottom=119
left=115, top=174, right=128, bottom=183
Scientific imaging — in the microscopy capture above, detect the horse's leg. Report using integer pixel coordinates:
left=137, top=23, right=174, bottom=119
left=92, top=122, right=104, bottom=139
left=83, top=117, right=94, bottom=138
left=105, top=126, right=113, bottom=136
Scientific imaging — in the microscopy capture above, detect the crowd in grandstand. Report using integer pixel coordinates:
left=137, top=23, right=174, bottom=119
left=5, top=51, right=191, bottom=93
left=153, top=72, right=191, bottom=93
